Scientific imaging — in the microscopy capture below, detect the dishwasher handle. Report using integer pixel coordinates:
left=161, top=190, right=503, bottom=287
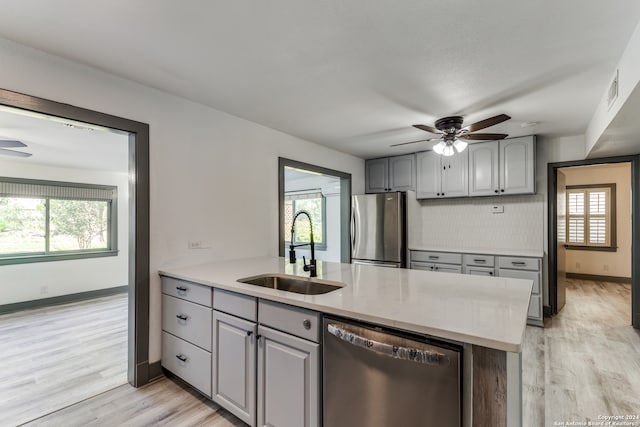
left=327, top=323, right=449, bottom=366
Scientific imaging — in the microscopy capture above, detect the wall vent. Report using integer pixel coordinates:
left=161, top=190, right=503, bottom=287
left=607, top=69, right=619, bottom=110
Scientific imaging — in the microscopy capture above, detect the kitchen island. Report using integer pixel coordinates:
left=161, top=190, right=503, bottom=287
left=159, top=256, right=533, bottom=427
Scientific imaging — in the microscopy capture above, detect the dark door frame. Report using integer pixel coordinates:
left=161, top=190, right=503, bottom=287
left=547, top=154, right=639, bottom=328
left=278, top=157, right=352, bottom=264
left=0, top=88, right=151, bottom=386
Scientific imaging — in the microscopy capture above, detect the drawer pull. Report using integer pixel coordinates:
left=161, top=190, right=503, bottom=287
left=302, top=319, right=311, bottom=330
left=176, top=286, right=188, bottom=292
left=511, top=261, right=526, bottom=266
left=176, top=314, right=188, bottom=321
left=473, top=259, right=486, bottom=263
left=428, top=256, right=439, bottom=260
left=175, top=354, right=188, bottom=363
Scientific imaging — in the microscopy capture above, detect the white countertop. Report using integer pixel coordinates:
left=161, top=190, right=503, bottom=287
left=159, top=256, right=533, bottom=352
left=409, top=246, right=544, bottom=258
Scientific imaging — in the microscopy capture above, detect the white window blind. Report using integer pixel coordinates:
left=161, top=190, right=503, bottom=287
left=566, top=186, right=613, bottom=247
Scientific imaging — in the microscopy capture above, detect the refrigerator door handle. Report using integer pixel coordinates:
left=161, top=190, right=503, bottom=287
left=350, top=207, right=356, bottom=255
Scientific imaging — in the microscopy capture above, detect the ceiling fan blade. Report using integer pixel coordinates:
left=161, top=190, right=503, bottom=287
left=0, top=148, right=32, bottom=157
left=390, top=137, right=440, bottom=147
left=459, top=133, right=508, bottom=141
left=0, top=140, right=27, bottom=148
left=465, top=114, right=511, bottom=133
left=413, top=124, right=444, bottom=134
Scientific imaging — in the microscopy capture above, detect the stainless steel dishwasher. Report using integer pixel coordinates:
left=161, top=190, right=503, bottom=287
left=323, top=316, right=461, bottom=427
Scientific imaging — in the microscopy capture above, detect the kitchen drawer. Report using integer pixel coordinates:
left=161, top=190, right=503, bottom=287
left=463, top=254, right=495, bottom=268
left=162, top=331, right=212, bottom=397
left=162, top=294, right=212, bottom=351
left=161, top=276, right=212, bottom=307
left=497, top=269, right=540, bottom=294
left=259, top=299, right=320, bottom=343
left=464, top=266, right=495, bottom=276
left=527, top=294, right=542, bottom=320
left=213, top=288, right=257, bottom=322
left=410, top=251, right=462, bottom=265
left=497, top=256, right=540, bottom=271
left=411, top=261, right=462, bottom=274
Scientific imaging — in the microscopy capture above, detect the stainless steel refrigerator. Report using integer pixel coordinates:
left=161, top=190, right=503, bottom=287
left=351, top=192, right=407, bottom=268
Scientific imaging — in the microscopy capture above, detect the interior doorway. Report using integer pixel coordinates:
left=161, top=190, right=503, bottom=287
left=278, top=158, right=351, bottom=264
left=548, top=155, right=639, bottom=328
left=0, top=88, right=150, bottom=385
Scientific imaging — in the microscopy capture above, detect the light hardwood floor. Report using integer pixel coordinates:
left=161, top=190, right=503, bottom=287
left=522, top=278, right=640, bottom=426
left=13, top=280, right=640, bottom=426
left=0, top=294, right=128, bottom=426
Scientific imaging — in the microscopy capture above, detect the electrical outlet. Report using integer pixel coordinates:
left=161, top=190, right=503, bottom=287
left=491, top=205, right=504, bottom=214
left=188, top=240, right=202, bottom=249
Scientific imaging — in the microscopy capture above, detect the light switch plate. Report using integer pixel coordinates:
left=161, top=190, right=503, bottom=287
left=491, top=205, right=504, bottom=214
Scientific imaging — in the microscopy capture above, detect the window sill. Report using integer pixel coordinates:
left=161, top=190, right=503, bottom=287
left=0, top=250, right=119, bottom=266
left=564, top=245, right=617, bottom=252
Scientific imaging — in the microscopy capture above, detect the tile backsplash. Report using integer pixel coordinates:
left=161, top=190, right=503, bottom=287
left=407, top=194, right=544, bottom=253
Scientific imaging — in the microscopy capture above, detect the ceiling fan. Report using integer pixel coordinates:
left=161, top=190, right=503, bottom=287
left=0, top=140, right=32, bottom=158
left=391, top=114, right=511, bottom=156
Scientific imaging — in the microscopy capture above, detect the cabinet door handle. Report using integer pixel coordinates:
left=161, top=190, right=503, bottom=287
left=441, top=193, right=445, bottom=196
left=473, top=259, right=486, bottom=263
left=256, top=334, right=262, bottom=341
left=429, top=266, right=434, bottom=270
left=176, top=354, right=188, bottom=362
left=511, top=261, right=526, bottom=266
left=501, top=189, right=505, bottom=193
left=176, top=286, right=187, bottom=292
left=176, top=314, right=188, bottom=321
left=302, top=319, right=311, bottom=330
left=247, top=331, right=253, bottom=337
left=494, top=189, right=499, bottom=193
left=436, top=193, right=440, bottom=196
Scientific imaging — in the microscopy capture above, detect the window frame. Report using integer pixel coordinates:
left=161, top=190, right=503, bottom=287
left=565, top=183, right=617, bottom=252
left=283, top=190, right=328, bottom=251
left=0, top=177, right=118, bottom=265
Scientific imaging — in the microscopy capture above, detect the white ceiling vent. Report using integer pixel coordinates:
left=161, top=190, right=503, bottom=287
left=607, top=69, right=619, bottom=110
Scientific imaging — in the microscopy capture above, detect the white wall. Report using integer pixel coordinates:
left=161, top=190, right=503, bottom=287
left=0, top=37, right=364, bottom=362
left=561, top=163, right=632, bottom=278
left=0, top=159, right=129, bottom=305
left=586, top=20, right=640, bottom=153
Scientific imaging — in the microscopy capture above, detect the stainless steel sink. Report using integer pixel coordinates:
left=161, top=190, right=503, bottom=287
left=237, top=274, right=343, bottom=295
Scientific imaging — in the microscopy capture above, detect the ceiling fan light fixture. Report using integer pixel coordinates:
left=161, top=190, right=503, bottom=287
left=453, top=139, right=467, bottom=153
left=433, top=141, right=446, bottom=155
left=442, top=144, right=455, bottom=157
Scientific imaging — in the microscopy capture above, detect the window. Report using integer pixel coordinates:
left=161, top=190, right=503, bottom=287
left=565, top=184, right=616, bottom=251
left=0, top=177, right=117, bottom=264
left=283, top=190, right=326, bottom=250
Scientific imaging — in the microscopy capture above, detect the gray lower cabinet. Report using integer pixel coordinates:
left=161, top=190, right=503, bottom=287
left=497, top=256, right=543, bottom=326
left=161, top=277, right=213, bottom=397
left=410, top=251, right=543, bottom=327
left=207, top=290, right=319, bottom=427
left=257, top=325, right=319, bottom=427
left=212, top=309, right=257, bottom=426
left=410, top=250, right=463, bottom=273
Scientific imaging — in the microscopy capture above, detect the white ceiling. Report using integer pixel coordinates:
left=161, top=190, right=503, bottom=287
left=0, top=1, right=639, bottom=159
left=0, top=107, right=129, bottom=172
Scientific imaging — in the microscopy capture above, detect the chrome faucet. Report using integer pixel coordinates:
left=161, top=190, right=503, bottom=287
left=289, top=210, right=317, bottom=277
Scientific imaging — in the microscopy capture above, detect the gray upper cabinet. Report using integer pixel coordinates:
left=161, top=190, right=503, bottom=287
left=468, top=136, right=536, bottom=197
left=365, top=154, right=415, bottom=193
left=468, top=141, right=500, bottom=196
left=500, top=136, right=535, bottom=195
left=416, top=150, right=468, bottom=199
